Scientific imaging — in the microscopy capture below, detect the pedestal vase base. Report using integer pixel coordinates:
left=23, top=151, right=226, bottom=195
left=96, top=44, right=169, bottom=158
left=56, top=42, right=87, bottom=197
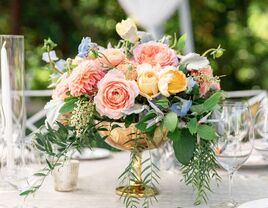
left=116, top=185, right=158, bottom=198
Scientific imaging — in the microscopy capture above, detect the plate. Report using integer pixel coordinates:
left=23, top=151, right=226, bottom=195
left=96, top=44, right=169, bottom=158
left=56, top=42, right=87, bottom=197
left=238, top=198, right=268, bottom=208
left=71, top=148, right=111, bottom=160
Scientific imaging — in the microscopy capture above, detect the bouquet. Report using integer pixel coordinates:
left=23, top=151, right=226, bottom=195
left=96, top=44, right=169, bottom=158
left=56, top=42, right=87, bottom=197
left=23, top=18, right=224, bottom=207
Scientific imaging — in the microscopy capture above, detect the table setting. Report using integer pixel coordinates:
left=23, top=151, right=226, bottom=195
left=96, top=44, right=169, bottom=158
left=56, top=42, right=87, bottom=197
left=1, top=18, right=268, bottom=208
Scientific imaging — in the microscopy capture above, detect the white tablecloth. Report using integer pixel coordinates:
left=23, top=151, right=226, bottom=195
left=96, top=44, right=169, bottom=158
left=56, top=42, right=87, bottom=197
left=1, top=152, right=268, bottom=208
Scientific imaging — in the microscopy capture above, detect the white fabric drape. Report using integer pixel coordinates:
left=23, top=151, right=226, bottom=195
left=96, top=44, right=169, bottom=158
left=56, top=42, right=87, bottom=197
left=118, top=0, right=182, bottom=39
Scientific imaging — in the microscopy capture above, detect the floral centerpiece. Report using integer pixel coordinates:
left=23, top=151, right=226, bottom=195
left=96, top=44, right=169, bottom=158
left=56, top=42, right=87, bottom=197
left=22, top=19, right=224, bottom=207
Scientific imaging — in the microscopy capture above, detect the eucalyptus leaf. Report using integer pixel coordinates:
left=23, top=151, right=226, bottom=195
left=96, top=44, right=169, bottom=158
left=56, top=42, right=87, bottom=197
left=163, top=112, right=178, bottom=132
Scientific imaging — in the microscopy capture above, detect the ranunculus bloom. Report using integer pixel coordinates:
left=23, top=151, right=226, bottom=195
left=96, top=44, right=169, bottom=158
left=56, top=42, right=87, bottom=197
left=158, top=66, right=187, bottom=97
left=133, top=42, right=178, bottom=67
left=192, top=65, right=221, bottom=97
left=116, top=18, right=139, bottom=43
left=136, top=63, right=159, bottom=98
left=99, top=48, right=125, bottom=67
left=94, top=69, right=139, bottom=119
left=68, top=60, right=105, bottom=97
left=116, top=61, right=137, bottom=80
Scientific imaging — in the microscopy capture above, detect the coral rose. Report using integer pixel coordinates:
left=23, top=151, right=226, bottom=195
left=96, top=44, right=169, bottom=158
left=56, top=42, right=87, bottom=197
left=68, top=60, right=105, bottom=97
left=99, top=48, right=125, bottom=67
left=158, top=66, right=187, bottom=97
left=136, top=63, right=159, bottom=98
left=133, top=42, right=178, bottom=67
left=94, top=69, right=139, bottom=119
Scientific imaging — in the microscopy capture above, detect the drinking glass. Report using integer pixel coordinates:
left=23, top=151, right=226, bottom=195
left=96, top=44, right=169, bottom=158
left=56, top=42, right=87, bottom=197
left=211, top=101, right=254, bottom=207
left=254, top=98, right=268, bottom=158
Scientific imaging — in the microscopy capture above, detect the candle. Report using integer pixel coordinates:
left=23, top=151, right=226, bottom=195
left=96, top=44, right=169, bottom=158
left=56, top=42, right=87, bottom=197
left=1, top=41, right=14, bottom=170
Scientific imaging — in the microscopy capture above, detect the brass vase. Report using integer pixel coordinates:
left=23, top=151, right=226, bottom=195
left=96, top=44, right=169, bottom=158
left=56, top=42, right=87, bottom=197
left=99, top=122, right=167, bottom=197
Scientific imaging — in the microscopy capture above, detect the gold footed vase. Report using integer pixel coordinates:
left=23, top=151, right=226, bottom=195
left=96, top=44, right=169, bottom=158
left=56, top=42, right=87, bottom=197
left=99, top=122, right=167, bottom=198
left=116, top=151, right=158, bottom=197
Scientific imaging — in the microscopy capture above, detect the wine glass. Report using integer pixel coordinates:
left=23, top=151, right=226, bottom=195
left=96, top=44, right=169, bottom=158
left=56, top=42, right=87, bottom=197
left=254, top=98, right=268, bottom=158
left=211, top=101, right=254, bottom=208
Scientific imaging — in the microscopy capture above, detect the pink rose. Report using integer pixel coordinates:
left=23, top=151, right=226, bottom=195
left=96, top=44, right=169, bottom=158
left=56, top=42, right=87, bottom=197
left=68, top=60, right=105, bottom=97
left=98, top=48, right=125, bottom=67
left=133, top=42, right=178, bottom=67
left=94, top=69, right=139, bottom=119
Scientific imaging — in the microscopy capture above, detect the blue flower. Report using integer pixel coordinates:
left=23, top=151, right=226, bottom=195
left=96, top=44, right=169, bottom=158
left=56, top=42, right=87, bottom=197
left=78, top=37, right=92, bottom=58
left=55, top=59, right=66, bottom=71
left=137, top=31, right=154, bottom=43
left=186, top=76, right=196, bottom=93
left=171, top=99, right=192, bottom=117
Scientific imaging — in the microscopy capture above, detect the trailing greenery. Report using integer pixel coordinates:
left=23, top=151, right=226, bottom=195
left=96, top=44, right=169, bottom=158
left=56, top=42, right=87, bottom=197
left=20, top=116, right=106, bottom=197
left=181, top=140, right=221, bottom=205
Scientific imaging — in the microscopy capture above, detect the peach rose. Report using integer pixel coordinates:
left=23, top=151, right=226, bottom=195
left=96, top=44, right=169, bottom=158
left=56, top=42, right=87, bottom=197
left=158, top=66, right=187, bottom=97
left=116, top=61, right=137, bottom=80
left=98, top=48, right=125, bottom=67
left=133, top=42, right=178, bottom=67
left=94, top=69, right=139, bottom=119
left=68, top=60, right=105, bottom=97
left=136, top=63, right=159, bottom=98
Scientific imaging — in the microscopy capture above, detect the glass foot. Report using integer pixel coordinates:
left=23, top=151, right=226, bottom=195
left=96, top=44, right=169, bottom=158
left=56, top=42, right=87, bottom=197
left=116, top=184, right=158, bottom=198
left=210, top=201, right=238, bottom=208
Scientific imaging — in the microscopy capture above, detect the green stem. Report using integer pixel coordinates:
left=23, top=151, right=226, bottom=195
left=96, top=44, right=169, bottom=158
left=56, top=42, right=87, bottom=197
left=202, top=48, right=215, bottom=57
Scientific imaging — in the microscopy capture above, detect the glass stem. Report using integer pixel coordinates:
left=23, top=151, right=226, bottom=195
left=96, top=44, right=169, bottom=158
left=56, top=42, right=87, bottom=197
left=228, top=171, right=235, bottom=202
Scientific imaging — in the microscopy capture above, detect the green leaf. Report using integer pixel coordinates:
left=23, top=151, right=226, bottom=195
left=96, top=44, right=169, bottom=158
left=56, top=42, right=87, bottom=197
left=203, top=91, right=222, bottom=111
left=171, top=128, right=196, bottom=165
left=125, top=114, right=136, bottom=128
left=155, top=97, right=169, bottom=108
left=20, top=189, right=34, bottom=196
left=163, top=112, right=178, bottom=132
left=190, top=104, right=205, bottom=114
left=197, top=124, right=216, bottom=140
left=135, top=112, right=157, bottom=133
left=34, top=173, right=46, bottom=177
left=187, top=118, right=198, bottom=135
left=46, top=159, right=53, bottom=170
left=177, top=34, right=187, bottom=53
left=191, top=91, right=222, bottom=114
left=59, top=98, right=78, bottom=113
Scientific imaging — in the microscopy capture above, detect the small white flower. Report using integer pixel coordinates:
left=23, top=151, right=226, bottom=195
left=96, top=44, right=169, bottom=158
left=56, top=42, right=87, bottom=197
left=42, top=50, right=59, bottom=63
left=180, top=53, right=209, bottom=70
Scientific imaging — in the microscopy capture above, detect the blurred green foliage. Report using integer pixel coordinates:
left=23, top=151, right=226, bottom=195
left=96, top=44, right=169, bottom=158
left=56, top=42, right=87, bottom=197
left=0, top=0, right=268, bottom=91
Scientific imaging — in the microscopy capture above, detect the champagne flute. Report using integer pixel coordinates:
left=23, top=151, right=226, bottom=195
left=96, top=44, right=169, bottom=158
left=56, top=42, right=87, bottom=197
left=211, top=101, right=254, bottom=207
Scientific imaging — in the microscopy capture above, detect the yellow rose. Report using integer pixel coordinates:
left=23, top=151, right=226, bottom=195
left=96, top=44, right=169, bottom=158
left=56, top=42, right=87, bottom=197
left=137, top=63, right=159, bottom=98
left=158, top=66, right=187, bottom=97
left=116, top=18, right=139, bottom=43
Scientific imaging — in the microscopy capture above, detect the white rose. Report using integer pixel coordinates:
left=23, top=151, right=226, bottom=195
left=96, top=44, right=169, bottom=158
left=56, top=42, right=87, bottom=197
left=116, top=18, right=139, bottom=43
